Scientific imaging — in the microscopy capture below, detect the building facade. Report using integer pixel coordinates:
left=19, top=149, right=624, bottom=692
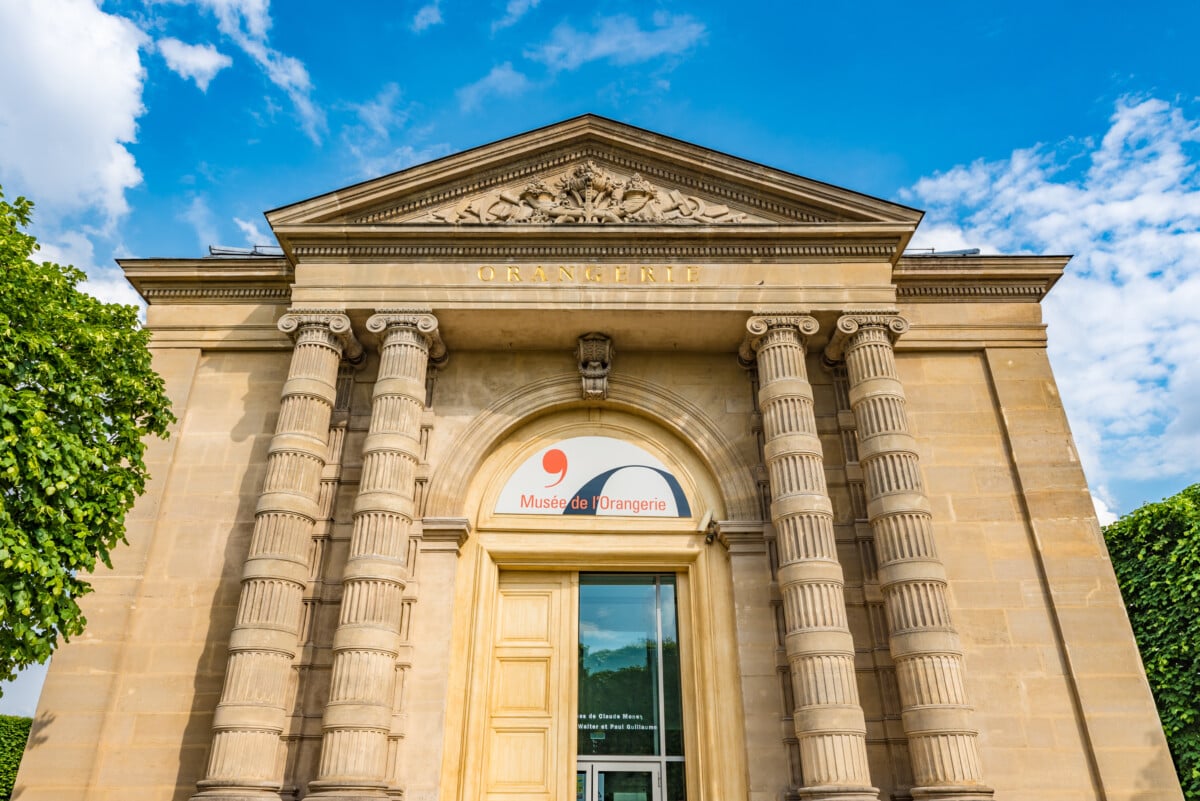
left=16, top=116, right=1183, bottom=801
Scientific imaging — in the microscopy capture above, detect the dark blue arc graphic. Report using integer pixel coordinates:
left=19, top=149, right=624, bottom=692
left=563, top=465, right=691, bottom=516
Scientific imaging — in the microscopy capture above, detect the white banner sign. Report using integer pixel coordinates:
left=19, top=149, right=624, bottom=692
left=495, top=436, right=691, bottom=517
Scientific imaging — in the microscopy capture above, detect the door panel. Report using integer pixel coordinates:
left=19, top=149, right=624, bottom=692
left=482, top=572, right=575, bottom=801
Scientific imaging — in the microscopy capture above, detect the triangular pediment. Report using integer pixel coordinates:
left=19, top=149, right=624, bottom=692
left=266, top=115, right=922, bottom=230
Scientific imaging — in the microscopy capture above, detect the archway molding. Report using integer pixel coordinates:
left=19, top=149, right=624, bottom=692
left=423, top=371, right=760, bottom=525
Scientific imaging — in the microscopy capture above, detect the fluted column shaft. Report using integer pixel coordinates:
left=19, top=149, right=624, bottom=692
left=195, top=311, right=362, bottom=801
left=827, top=314, right=992, bottom=801
left=309, top=311, right=443, bottom=799
left=743, top=315, right=877, bottom=801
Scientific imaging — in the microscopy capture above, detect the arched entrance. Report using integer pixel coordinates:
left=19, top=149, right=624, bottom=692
left=438, top=408, right=751, bottom=801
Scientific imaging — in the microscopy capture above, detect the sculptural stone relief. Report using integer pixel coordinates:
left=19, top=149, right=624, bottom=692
left=415, top=160, right=762, bottom=225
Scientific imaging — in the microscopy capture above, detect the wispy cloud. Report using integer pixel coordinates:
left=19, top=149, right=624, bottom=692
left=233, top=216, right=268, bottom=246
left=356, top=143, right=455, bottom=178
left=156, top=37, right=232, bottom=91
left=526, top=12, right=705, bottom=71
left=181, top=194, right=219, bottom=251
left=903, top=96, right=1200, bottom=514
left=493, top=0, right=540, bottom=32
left=181, top=0, right=326, bottom=142
left=457, top=62, right=531, bottom=111
left=411, top=0, right=443, bottom=32
left=338, top=83, right=451, bottom=178
left=349, top=82, right=409, bottom=138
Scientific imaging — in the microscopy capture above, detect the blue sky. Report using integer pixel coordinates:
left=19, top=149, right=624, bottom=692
left=0, top=0, right=1198, bottom=714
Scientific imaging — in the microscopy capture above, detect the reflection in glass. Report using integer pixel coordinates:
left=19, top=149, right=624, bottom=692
left=600, top=770, right=653, bottom=801
left=578, top=575, right=660, bottom=756
left=577, top=573, right=684, bottom=800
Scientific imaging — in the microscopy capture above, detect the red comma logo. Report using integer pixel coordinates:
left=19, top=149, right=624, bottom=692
left=543, top=448, right=568, bottom=488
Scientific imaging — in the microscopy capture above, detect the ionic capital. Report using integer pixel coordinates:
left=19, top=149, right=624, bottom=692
left=738, top=313, right=819, bottom=365
left=279, top=308, right=364, bottom=363
left=823, top=312, right=909, bottom=363
left=367, top=308, right=447, bottom=365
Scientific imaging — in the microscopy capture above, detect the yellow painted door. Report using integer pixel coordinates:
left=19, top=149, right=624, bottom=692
left=482, top=571, right=576, bottom=801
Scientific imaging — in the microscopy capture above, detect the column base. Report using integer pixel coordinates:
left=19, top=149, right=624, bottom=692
left=911, top=786, right=994, bottom=801
left=305, top=780, right=391, bottom=801
left=797, top=785, right=880, bottom=801
left=191, top=784, right=290, bottom=801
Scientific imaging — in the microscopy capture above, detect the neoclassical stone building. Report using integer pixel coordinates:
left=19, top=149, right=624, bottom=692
left=17, top=116, right=1183, bottom=801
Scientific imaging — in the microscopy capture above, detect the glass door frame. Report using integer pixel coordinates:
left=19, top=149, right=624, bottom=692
left=576, top=573, right=684, bottom=800
left=577, top=759, right=662, bottom=801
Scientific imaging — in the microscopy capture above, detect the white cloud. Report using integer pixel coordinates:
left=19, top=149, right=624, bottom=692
left=157, top=36, right=232, bottom=91
left=350, top=82, right=408, bottom=139
left=181, top=194, right=219, bottom=250
left=904, top=97, right=1200, bottom=514
left=0, top=0, right=147, bottom=227
left=354, top=143, right=454, bottom=180
left=1092, top=491, right=1119, bottom=527
left=526, top=12, right=705, bottom=71
left=34, top=229, right=145, bottom=309
left=457, top=62, right=531, bottom=111
left=233, top=216, right=268, bottom=246
left=337, top=83, right=450, bottom=178
left=168, top=0, right=325, bottom=142
left=493, top=0, right=539, bottom=32
left=411, top=0, right=443, bottom=32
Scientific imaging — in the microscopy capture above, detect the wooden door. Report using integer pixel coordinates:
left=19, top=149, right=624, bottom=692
left=482, top=571, right=576, bottom=801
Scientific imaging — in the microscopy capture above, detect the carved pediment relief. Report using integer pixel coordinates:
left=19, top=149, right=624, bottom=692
left=387, top=159, right=769, bottom=226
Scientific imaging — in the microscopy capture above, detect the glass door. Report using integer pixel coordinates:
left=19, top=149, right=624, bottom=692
left=576, top=574, right=684, bottom=801
left=577, top=762, right=660, bottom=801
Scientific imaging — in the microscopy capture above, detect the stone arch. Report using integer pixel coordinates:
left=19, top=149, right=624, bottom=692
left=424, top=371, right=759, bottom=522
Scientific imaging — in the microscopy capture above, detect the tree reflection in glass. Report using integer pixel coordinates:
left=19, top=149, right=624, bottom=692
left=577, top=575, right=682, bottom=758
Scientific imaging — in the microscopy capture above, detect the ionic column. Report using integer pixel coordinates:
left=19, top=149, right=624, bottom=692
left=308, top=310, right=445, bottom=799
left=824, top=314, right=992, bottom=801
left=195, top=310, right=362, bottom=801
left=740, top=315, right=878, bottom=801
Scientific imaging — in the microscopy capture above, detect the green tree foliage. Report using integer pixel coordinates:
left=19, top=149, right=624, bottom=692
left=1104, top=483, right=1200, bottom=798
left=0, top=187, right=173, bottom=689
left=0, top=714, right=30, bottom=798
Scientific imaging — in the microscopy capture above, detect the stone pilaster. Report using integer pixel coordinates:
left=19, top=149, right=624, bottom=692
left=825, top=314, right=993, bottom=801
left=308, top=310, right=445, bottom=800
left=195, top=310, right=362, bottom=801
left=741, top=315, right=878, bottom=801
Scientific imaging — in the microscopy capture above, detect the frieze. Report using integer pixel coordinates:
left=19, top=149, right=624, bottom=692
left=141, top=287, right=291, bottom=303
left=476, top=264, right=701, bottom=284
left=896, top=283, right=1049, bottom=301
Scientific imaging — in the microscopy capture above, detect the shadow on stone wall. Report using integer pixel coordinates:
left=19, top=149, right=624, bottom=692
left=10, top=711, right=50, bottom=800
left=173, top=369, right=284, bottom=800
left=1132, top=729, right=1186, bottom=801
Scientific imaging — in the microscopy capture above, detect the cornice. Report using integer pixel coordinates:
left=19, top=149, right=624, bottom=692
left=120, top=257, right=294, bottom=305
left=272, top=222, right=913, bottom=264
left=894, top=254, right=1069, bottom=303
